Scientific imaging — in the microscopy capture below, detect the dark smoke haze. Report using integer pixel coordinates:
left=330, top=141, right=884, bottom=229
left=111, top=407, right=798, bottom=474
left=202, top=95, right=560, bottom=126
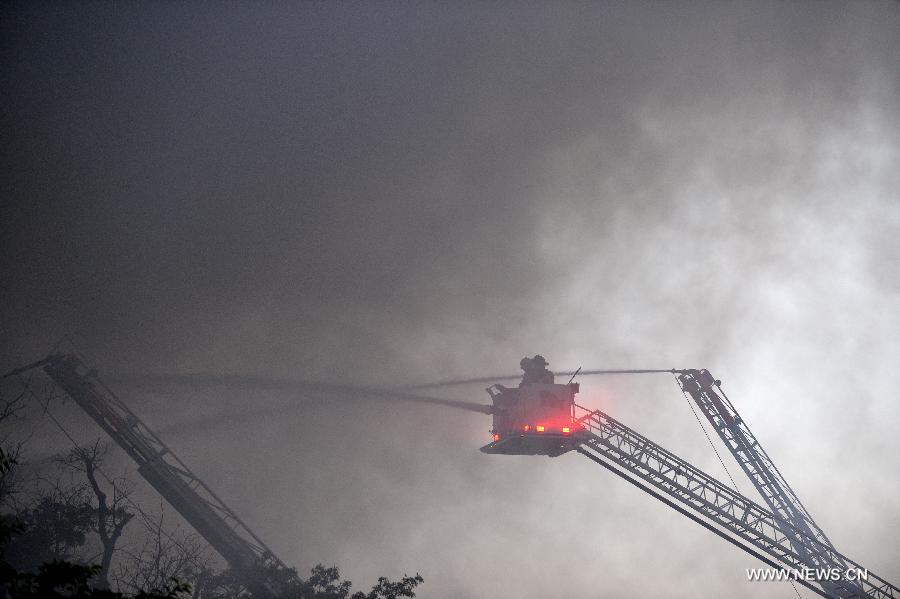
left=2, top=2, right=899, bottom=597
left=110, top=373, right=493, bottom=414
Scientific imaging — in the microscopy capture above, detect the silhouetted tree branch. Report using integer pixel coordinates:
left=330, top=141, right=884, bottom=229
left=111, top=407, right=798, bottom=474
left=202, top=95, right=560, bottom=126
left=0, top=386, right=30, bottom=503
left=58, top=440, right=135, bottom=589
left=114, top=507, right=210, bottom=596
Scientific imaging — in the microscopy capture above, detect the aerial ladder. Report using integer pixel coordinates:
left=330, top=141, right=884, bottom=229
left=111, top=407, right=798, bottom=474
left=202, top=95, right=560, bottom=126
left=479, top=365, right=898, bottom=599
left=6, top=354, right=898, bottom=598
left=4, top=353, right=288, bottom=599
left=573, top=404, right=896, bottom=598
left=676, top=369, right=856, bottom=596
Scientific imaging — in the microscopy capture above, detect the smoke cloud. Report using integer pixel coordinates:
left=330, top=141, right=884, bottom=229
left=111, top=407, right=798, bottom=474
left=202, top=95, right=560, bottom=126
left=2, top=2, right=898, bottom=597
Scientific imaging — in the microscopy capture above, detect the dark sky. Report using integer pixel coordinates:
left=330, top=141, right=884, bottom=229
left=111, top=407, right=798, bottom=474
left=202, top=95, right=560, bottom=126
left=2, top=2, right=899, bottom=597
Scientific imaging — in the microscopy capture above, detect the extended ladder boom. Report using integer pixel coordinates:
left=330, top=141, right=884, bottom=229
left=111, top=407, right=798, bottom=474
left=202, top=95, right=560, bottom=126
left=574, top=405, right=898, bottom=599
left=676, top=370, right=853, bottom=594
left=21, top=354, right=286, bottom=598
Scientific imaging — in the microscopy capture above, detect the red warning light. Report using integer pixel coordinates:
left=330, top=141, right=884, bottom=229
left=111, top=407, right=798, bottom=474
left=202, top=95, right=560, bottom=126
left=523, top=425, right=531, bottom=432
left=493, top=433, right=500, bottom=442
left=536, top=425, right=545, bottom=433
left=562, top=427, right=571, bottom=434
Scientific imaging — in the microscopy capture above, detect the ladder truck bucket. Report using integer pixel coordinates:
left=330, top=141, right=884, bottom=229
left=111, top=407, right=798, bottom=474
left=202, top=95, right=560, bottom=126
left=480, top=382, right=588, bottom=457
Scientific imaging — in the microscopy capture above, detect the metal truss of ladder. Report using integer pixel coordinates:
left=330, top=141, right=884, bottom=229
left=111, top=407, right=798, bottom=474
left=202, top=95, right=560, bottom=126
left=573, top=406, right=898, bottom=599
left=676, top=369, right=855, bottom=596
left=17, top=353, right=286, bottom=599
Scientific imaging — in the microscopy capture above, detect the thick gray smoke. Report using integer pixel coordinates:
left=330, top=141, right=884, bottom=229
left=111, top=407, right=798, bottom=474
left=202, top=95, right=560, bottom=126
left=403, top=368, right=678, bottom=389
left=111, top=373, right=493, bottom=415
left=2, top=2, right=898, bottom=597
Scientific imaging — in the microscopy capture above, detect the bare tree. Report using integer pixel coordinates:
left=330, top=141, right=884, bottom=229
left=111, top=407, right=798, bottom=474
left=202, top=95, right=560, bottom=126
left=0, top=383, right=30, bottom=501
left=0, top=383, right=28, bottom=425
left=114, top=505, right=212, bottom=596
left=58, top=439, right=135, bottom=588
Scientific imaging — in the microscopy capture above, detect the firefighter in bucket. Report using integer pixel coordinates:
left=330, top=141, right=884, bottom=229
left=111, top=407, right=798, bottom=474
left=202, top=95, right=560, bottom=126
left=482, top=354, right=583, bottom=457
left=519, top=354, right=555, bottom=386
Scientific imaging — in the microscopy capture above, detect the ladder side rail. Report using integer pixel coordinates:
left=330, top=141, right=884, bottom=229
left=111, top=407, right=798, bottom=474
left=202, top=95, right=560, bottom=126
left=40, top=355, right=284, bottom=597
left=681, top=371, right=831, bottom=537
left=680, top=371, right=836, bottom=584
left=581, top=425, right=855, bottom=597
left=719, top=381, right=835, bottom=546
left=678, top=371, right=840, bottom=559
left=694, top=370, right=828, bottom=532
left=580, top=418, right=890, bottom=599
left=43, top=360, right=262, bottom=563
left=577, top=409, right=898, bottom=599
left=81, top=356, right=286, bottom=566
left=576, top=448, right=830, bottom=599
left=582, top=414, right=834, bottom=572
left=135, top=458, right=263, bottom=568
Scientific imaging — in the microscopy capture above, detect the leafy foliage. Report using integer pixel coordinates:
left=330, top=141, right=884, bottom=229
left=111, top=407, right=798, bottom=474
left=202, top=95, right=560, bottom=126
left=349, top=573, right=424, bottom=599
left=195, top=561, right=423, bottom=599
left=1, top=434, right=423, bottom=599
left=4, top=492, right=96, bottom=570
left=4, top=559, right=190, bottom=598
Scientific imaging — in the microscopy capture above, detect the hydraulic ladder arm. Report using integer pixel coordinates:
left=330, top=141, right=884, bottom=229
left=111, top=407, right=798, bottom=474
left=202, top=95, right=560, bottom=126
left=9, top=354, right=287, bottom=598
left=573, top=405, right=898, bottom=599
left=676, top=369, right=853, bottom=595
